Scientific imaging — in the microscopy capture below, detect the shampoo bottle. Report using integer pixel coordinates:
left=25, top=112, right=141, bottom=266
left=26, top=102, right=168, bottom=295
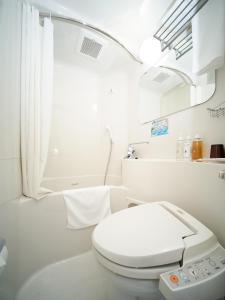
left=192, top=134, right=203, bottom=160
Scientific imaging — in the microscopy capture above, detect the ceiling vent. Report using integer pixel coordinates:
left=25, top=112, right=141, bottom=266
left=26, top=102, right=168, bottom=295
left=152, top=72, right=170, bottom=83
left=77, top=30, right=107, bottom=60
left=80, top=37, right=103, bottom=59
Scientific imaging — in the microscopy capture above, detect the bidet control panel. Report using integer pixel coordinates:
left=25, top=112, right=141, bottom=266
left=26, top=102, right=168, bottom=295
left=159, top=246, right=225, bottom=300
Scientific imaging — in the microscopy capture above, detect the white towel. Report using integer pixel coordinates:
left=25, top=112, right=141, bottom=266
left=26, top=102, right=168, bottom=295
left=63, top=186, right=111, bottom=229
left=192, top=0, right=225, bottom=75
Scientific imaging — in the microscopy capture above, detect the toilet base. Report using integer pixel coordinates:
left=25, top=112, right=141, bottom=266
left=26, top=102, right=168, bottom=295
left=98, top=262, right=165, bottom=300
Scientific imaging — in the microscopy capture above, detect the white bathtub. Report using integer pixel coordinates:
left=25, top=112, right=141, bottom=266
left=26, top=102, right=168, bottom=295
left=41, top=175, right=122, bottom=192
left=15, top=184, right=140, bottom=299
left=16, top=251, right=107, bottom=300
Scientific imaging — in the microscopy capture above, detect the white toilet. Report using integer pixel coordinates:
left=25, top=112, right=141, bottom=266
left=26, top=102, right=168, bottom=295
left=92, top=201, right=225, bottom=300
left=0, top=239, right=8, bottom=278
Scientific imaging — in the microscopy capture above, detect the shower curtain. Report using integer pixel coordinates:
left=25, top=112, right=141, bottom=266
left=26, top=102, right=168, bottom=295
left=20, top=3, right=54, bottom=199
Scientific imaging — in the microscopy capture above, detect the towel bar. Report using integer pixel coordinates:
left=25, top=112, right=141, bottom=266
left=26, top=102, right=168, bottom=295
left=153, top=0, right=208, bottom=60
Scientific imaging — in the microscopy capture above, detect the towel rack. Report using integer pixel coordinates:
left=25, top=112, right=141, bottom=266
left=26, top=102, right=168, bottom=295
left=207, top=101, right=225, bottom=118
left=153, top=0, right=208, bottom=60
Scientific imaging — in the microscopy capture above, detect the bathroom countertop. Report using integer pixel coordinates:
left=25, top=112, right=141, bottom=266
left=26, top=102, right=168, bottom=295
left=122, top=158, right=225, bottom=166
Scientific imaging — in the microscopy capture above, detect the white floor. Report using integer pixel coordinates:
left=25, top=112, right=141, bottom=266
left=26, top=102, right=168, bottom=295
left=16, top=251, right=164, bottom=300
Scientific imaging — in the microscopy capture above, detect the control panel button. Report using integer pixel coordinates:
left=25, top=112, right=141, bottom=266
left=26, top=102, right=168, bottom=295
left=169, top=274, right=179, bottom=284
left=160, top=245, right=225, bottom=300
left=208, top=259, right=216, bottom=267
left=189, top=268, right=197, bottom=277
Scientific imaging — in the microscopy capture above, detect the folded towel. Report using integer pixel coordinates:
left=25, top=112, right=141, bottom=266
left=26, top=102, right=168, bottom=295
left=192, top=0, right=225, bottom=75
left=63, top=186, right=111, bottom=229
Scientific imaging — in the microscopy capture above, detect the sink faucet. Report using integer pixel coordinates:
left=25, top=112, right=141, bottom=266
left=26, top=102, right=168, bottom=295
left=125, top=141, right=149, bottom=159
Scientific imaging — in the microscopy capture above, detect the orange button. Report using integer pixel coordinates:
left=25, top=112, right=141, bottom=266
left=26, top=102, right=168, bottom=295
left=169, top=274, right=179, bottom=284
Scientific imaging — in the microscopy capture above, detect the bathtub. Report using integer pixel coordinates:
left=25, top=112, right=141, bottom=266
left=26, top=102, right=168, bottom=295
left=15, top=184, right=142, bottom=300
left=41, top=175, right=122, bottom=192
left=16, top=251, right=108, bottom=300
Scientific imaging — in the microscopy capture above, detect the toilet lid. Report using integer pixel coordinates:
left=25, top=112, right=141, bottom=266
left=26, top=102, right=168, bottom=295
left=92, top=203, right=194, bottom=268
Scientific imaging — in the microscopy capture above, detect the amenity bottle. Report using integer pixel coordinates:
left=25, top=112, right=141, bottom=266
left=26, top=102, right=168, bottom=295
left=176, top=137, right=184, bottom=160
left=192, top=134, right=203, bottom=160
left=183, top=136, right=192, bottom=160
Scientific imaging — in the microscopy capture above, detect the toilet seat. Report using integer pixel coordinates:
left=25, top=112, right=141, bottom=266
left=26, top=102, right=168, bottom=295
left=93, top=247, right=180, bottom=279
left=92, top=201, right=217, bottom=280
left=92, top=202, right=194, bottom=270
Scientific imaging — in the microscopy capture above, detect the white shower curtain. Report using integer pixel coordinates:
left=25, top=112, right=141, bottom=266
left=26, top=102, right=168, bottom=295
left=20, top=3, right=54, bottom=199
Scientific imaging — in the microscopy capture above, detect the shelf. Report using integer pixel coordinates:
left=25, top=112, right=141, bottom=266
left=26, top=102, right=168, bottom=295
left=196, top=158, right=225, bottom=164
left=122, top=158, right=225, bottom=165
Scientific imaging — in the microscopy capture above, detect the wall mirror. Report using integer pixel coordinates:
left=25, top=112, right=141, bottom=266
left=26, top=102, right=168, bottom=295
left=138, top=62, right=216, bottom=124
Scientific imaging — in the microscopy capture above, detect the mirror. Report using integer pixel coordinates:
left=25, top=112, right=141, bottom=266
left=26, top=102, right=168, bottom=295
left=138, top=64, right=216, bottom=124
left=138, top=0, right=218, bottom=124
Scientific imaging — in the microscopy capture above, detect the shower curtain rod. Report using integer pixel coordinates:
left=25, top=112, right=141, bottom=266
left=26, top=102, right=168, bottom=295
left=39, top=12, right=142, bottom=64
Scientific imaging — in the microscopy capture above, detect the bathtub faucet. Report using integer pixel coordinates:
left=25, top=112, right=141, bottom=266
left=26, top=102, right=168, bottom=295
left=125, top=141, right=149, bottom=159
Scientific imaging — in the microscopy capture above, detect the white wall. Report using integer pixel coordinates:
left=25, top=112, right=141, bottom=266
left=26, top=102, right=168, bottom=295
left=0, top=2, right=22, bottom=300
left=0, top=0, right=22, bottom=206
left=98, top=68, right=128, bottom=181
left=44, top=62, right=103, bottom=178
left=44, top=61, right=128, bottom=187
